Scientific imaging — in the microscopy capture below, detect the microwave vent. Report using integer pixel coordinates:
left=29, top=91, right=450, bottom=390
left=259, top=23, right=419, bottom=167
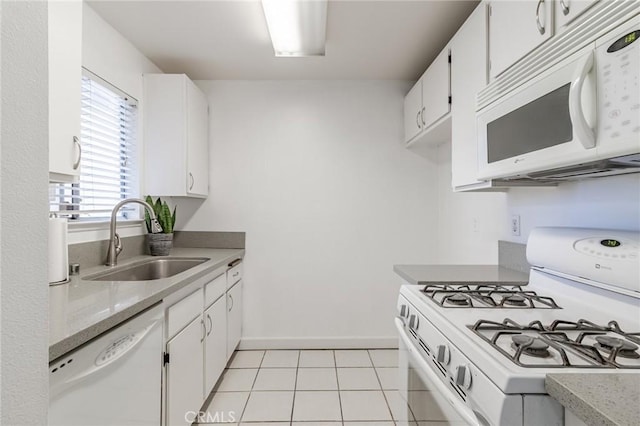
left=522, top=154, right=640, bottom=181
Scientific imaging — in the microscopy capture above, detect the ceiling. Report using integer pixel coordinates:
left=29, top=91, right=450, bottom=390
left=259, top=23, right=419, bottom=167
left=88, top=0, right=479, bottom=80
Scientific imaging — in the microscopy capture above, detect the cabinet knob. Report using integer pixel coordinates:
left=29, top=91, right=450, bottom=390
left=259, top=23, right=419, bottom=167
left=535, top=0, right=546, bottom=35
left=72, top=136, right=82, bottom=170
left=559, top=0, right=569, bottom=15
left=206, top=314, right=213, bottom=336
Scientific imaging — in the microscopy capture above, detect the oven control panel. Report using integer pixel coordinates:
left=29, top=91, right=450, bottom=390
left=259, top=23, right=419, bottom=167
left=528, top=227, right=640, bottom=295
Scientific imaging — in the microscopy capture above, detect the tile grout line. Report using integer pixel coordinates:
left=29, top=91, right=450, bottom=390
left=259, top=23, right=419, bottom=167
left=333, top=350, right=345, bottom=425
left=289, top=350, right=301, bottom=424
left=238, top=350, right=266, bottom=423
left=368, top=349, right=397, bottom=426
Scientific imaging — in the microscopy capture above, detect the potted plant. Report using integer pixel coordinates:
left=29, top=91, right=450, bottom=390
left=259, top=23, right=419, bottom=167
left=144, top=195, right=176, bottom=256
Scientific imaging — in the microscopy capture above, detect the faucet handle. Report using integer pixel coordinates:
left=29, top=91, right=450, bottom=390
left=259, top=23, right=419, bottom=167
left=114, top=233, right=123, bottom=256
left=149, top=218, right=163, bottom=234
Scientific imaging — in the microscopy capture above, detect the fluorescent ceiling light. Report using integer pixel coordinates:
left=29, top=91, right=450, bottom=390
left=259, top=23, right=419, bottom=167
left=261, top=0, right=327, bottom=57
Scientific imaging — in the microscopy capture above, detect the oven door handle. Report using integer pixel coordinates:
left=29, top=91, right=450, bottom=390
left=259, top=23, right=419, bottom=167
left=568, top=51, right=596, bottom=149
left=395, top=318, right=479, bottom=426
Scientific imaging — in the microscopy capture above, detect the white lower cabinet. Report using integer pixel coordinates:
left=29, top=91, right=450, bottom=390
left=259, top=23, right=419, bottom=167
left=166, top=315, right=205, bottom=426
left=226, top=280, right=243, bottom=359
left=163, top=260, right=243, bottom=425
left=204, top=296, right=227, bottom=393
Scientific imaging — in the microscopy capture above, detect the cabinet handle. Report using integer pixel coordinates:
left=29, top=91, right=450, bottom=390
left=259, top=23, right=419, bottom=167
left=200, top=319, right=206, bottom=342
left=421, top=107, right=426, bottom=126
left=535, top=0, right=546, bottom=35
left=559, top=0, right=569, bottom=15
left=72, top=136, right=82, bottom=170
left=189, top=172, right=194, bottom=190
left=416, top=111, right=421, bottom=129
left=228, top=294, right=234, bottom=312
left=206, top=314, right=213, bottom=336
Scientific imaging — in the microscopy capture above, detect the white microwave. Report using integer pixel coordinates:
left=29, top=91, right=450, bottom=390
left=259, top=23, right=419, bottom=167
left=478, top=16, right=640, bottom=181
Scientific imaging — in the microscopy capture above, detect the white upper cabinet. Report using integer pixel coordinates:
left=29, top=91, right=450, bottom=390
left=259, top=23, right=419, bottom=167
left=403, top=47, right=451, bottom=154
left=403, top=81, right=423, bottom=143
left=489, top=0, right=553, bottom=79
left=144, top=74, right=209, bottom=198
left=48, top=0, right=83, bottom=183
left=555, top=0, right=599, bottom=31
left=422, top=48, right=451, bottom=129
left=451, top=4, right=491, bottom=190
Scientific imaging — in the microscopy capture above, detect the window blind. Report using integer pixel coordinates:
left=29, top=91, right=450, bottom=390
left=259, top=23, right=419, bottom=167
left=49, top=71, right=139, bottom=220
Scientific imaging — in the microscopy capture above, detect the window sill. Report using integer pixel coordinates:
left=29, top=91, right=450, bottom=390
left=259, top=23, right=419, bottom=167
left=67, top=219, right=144, bottom=233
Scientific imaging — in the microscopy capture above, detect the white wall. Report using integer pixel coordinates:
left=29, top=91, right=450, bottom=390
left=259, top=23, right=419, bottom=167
left=435, top=146, right=640, bottom=261
left=178, top=81, right=438, bottom=347
left=0, top=1, right=49, bottom=424
left=68, top=3, right=162, bottom=245
left=435, top=141, right=508, bottom=264
left=504, top=174, right=640, bottom=242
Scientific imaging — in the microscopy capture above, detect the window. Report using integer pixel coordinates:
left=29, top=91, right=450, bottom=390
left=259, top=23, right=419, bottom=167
left=49, top=71, right=139, bottom=221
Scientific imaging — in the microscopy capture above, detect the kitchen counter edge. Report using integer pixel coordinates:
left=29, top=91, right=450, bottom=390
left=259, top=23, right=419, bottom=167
left=393, top=264, right=529, bottom=285
left=545, top=373, right=640, bottom=426
left=49, top=248, right=245, bottom=362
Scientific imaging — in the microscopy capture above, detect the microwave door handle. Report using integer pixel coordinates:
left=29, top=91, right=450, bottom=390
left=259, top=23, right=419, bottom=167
left=569, top=51, right=596, bottom=149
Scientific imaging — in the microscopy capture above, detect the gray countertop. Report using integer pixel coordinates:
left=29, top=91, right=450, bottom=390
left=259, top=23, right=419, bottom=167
left=49, top=248, right=244, bottom=362
left=393, top=264, right=529, bottom=285
left=546, top=373, right=640, bottom=426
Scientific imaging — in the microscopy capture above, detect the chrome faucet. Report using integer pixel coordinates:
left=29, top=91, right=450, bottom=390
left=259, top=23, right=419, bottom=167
left=106, top=198, right=163, bottom=266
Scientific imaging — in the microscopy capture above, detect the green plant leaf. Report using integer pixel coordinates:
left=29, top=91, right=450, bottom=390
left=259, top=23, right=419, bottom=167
left=144, top=195, right=153, bottom=232
left=171, top=205, right=177, bottom=229
left=160, top=202, right=173, bottom=234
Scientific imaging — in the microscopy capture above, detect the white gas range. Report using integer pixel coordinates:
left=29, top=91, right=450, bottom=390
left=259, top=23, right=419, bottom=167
left=396, top=227, right=640, bottom=426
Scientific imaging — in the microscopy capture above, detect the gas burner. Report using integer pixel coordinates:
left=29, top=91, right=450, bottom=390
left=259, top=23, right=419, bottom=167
left=444, top=293, right=471, bottom=306
left=511, top=335, right=551, bottom=358
left=420, top=284, right=561, bottom=309
left=502, top=294, right=527, bottom=307
left=595, top=336, right=640, bottom=359
left=469, top=318, right=640, bottom=368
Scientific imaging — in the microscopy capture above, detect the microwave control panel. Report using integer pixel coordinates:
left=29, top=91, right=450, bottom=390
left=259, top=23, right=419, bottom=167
left=595, top=17, right=640, bottom=153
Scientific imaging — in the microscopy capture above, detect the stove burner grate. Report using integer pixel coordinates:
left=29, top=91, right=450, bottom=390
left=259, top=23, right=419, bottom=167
left=468, top=318, right=640, bottom=369
left=421, top=284, right=561, bottom=309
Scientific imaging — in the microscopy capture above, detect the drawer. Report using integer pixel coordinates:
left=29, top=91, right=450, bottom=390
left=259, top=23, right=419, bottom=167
left=167, top=288, right=203, bottom=339
left=227, top=261, right=243, bottom=287
left=205, top=273, right=226, bottom=308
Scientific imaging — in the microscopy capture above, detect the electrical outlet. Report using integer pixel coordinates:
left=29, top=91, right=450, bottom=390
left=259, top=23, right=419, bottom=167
left=511, top=214, right=521, bottom=236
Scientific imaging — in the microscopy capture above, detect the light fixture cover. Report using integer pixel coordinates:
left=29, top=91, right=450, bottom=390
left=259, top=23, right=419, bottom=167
left=262, top=0, right=327, bottom=57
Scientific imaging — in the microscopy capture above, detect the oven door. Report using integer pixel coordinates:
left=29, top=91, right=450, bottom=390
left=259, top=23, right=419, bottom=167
left=396, top=318, right=478, bottom=426
left=477, top=44, right=597, bottom=180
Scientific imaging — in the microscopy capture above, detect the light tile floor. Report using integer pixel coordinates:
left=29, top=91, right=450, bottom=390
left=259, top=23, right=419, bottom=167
left=198, top=349, right=420, bottom=426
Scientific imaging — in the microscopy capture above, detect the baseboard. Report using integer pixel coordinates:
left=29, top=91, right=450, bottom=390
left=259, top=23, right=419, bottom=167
left=238, top=336, right=398, bottom=350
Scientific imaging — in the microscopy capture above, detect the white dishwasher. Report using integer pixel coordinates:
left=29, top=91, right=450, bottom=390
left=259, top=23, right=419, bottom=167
left=49, top=304, right=164, bottom=426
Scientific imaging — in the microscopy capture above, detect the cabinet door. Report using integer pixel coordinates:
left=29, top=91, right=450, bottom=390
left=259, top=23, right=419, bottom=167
left=48, top=0, right=82, bottom=182
left=555, top=0, right=598, bottom=30
left=186, top=80, right=209, bottom=197
left=204, top=297, right=227, bottom=394
left=421, top=48, right=451, bottom=129
left=489, top=0, right=553, bottom=78
left=403, top=81, right=423, bottom=143
left=451, top=4, right=489, bottom=189
left=166, top=316, right=205, bottom=425
left=226, top=281, right=243, bottom=360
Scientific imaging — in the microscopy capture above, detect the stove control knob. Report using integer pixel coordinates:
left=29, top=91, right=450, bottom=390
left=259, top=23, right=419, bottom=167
left=400, top=304, right=408, bottom=318
left=436, top=345, right=450, bottom=365
left=454, top=364, right=473, bottom=390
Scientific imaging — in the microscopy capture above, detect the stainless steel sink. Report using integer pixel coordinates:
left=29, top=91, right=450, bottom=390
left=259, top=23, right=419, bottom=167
left=86, top=257, right=210, bottom=281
